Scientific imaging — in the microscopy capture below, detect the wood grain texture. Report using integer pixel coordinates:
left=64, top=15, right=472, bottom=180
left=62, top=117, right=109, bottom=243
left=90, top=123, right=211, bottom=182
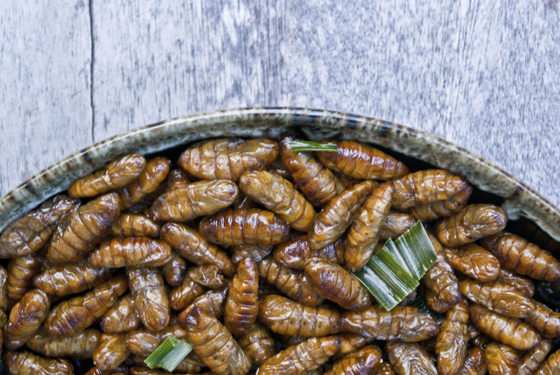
left=0, top=0, right=93, bottom=195
left=1, top=0, right=559, bottom=210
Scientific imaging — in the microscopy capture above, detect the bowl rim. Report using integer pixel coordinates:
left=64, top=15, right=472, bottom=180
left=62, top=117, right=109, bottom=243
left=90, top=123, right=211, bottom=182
left=1, top=107, right=559, bottom=241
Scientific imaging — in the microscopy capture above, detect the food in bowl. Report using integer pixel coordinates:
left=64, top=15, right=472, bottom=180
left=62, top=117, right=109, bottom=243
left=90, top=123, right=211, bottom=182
left=0, top=135, right=559, bottom=375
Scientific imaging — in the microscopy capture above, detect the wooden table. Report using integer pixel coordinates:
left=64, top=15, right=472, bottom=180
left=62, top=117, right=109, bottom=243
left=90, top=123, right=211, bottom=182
left=1, top=0, right=559, bottom=206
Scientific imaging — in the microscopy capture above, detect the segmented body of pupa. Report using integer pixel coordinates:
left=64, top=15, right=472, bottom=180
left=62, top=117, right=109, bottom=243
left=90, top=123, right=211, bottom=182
left=410, top=185, right=472, bottom=222
left=0, top=195, right=80, bottom=258
left=88, top=237, right=172, bottom=268
left=524, top=301, right=560, bottom=339
left=315, top=140, right=409, bottom=180
left=436, top=204, right=507, bottom=247
left=46, top=193, right=121, bottom=264
left=391, top=169, right=470, bottom=210
left=308, top=180, right=374, bottom=252
left=117, top=157, right=171, bottom=208
left=484, top=343, right=519, bottom=375
left=6, top=253, right=40, bottom=302
left=236, top=321, right=276, bottom=366
left=44, top=275, right=128, bottom=337
left=480, top=232, right=560, bottom=281
left=385, top=341, right=437, bottom=375
left=280, top=135, right=345, bottom=207
left=126, top=267, right=169, bottom=332
left=111, top=213, right=160, bottom=238
left=258, top=295, right=341, bottom=337
left=444, top=244, right=500, bottom=282
left=224, top=257, right=259, bottom=336
left=344, top=182, right=393, bottom=272
left=185, top=306, right=252, bottom=375
left=239, top=170, right=317, bottom=232
left=324, top=345, right=383, bottom=375
left=99, top=294, right=141, bottom=333
left=273, top=235, right=345, bottom=271
left=3, top=350, right=74, bottom=375
left=517, top=339, right=552, bottom=375
left=338, top=305, right=439, bottom=342
left=68, top=154, right=146, bottom=198
left=149, top=179, right=239, bottom=222
left=178, top=138, right=279, bottom=182
left=435, top=299, right=469, bottom=375
left=27, top=328, right=101, bottom=360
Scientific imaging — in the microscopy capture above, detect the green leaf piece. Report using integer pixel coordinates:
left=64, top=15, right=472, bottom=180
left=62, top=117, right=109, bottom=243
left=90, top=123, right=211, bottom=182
left=145, top=336, right=193, bottom=372
left=288, top=140, right=338, bottom=152
left=351, top=221, right=437, bottom=311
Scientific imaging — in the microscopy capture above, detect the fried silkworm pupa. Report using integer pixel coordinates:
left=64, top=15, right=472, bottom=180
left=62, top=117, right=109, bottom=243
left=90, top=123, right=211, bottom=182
left=225, top=257, right=258, bottom=336
left=460, top=279, right=534, bottom=318
left=304, top=258, right=372, bottom=310
left=46, top=192, right=121, bottom=264
left=339, top=305, right=439, bottom=342
left=345, top=182, right=393, bottom=271
left=33, top=260, right=113, bottom=297
left=436, top=204, right=507, bottom=247
left=378, top=212, right=415, bottom=240
left=259, top=295, right=341, bottom=337
left=185, top=306, right=252, bottom=375
left=308, top=180, right=375, bottom=251
left=480, top=232, right=560, bottom=281
left=68, top=153, right=146, bottom=198
left=444, top=244, right=500, bottom=282
left=517, top=339, right=552, bottom=375
left=160, top=223, right=236, bottom=277
left=178, top=286, right=229, bottom=324
left=27, top=327, right=101, bottom=360
left=93, top=333, right=129, bottom=371
left=485, top=344, right=519, bottom=375
left=179, top=138, right=279, bottom=182
left=525, top=301, right=560, bottom=339
left=458, top=347, right=487, bottom=375
left=239, top=170, right=317, bottom=232
left=111, top=213, right=160, bottom=238
left=469, top=304, right=540, bottom=350
left=436, top=299, right=469, bottom=375
left=169, top=274, right=207, bottom=311
left=161, top=252, right=187, bottom=287
left=534, top=349, right=560, bottom=375
left=149, top=179, right=238, bottom=222
left=391, top=169, right=470, bottom=210
left=385, top=341, right=437, bottom=375
left=273, top=235, right=345, bottom=271
left=45, top=275, right=128, bottom=337
left=0, top=265, right=7, bottom=310
left=0, top=309, right=7, bottom=329
left=258, top=256, right=324, bottom=306
left=258, top=335, right=341, bottom=375
left=325, top=345, right=383, bottom=375
left=100, top=294, right=141, bottom=333
left=470, top=334, right=495, bottom=351
left=117, top=157, right=171, bottom=208
left=237, top=321, right=276, bottom=366
left=496, top=268, right=535, bottom=297
left=89, top=237, right=172, bottom=268
left=232, top=244, right=273, bottom=265
left=188, top=265, right=227, bottom=289
left=421, top=235, right=461, bottom=313
left=375, top=363, right=396, bottom=375
left=332, top=333, right=372, bottom=361
left=165, top=168, right=190, bottom=192
left=127, top=267, right=170, bottom=332
left=410, top=185, right=473, bottom=222
left=124, top=325, right=188, bottom=356
left=199, top=208, right=291, bottom=247
left=316, top=139, right=409, bottom=180
left=3, top=289, right=50, bottom=349
left=280, top=135, right=345, bottom=207
left=6, top=253, right=39, bottom=302
left=2, top=350, right=73, bottom=375
left=0, top=195, right=80, bottom=258
left=466, top=319, right=481, bottom=340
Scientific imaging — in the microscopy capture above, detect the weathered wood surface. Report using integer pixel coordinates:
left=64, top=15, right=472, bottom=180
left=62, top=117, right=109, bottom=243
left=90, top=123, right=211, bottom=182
left=1, top=0, right=559, bottom=207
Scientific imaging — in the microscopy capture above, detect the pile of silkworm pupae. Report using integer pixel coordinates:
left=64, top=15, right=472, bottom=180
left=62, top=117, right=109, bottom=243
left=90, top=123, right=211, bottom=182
left=0, top=135, right=559, bottom=375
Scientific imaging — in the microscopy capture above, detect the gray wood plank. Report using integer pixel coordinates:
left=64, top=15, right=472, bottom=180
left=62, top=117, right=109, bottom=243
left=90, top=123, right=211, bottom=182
left=90, top=0, right=286, bottom=142
left=0, top=0, right=93, bottom=196
left=283, top=0, right=560, bottom=205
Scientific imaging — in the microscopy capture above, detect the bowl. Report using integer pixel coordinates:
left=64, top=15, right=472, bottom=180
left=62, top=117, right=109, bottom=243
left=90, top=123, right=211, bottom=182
left=1, top=107, right=560, bottom=242
left=1, top=107, right=560, bottom=373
